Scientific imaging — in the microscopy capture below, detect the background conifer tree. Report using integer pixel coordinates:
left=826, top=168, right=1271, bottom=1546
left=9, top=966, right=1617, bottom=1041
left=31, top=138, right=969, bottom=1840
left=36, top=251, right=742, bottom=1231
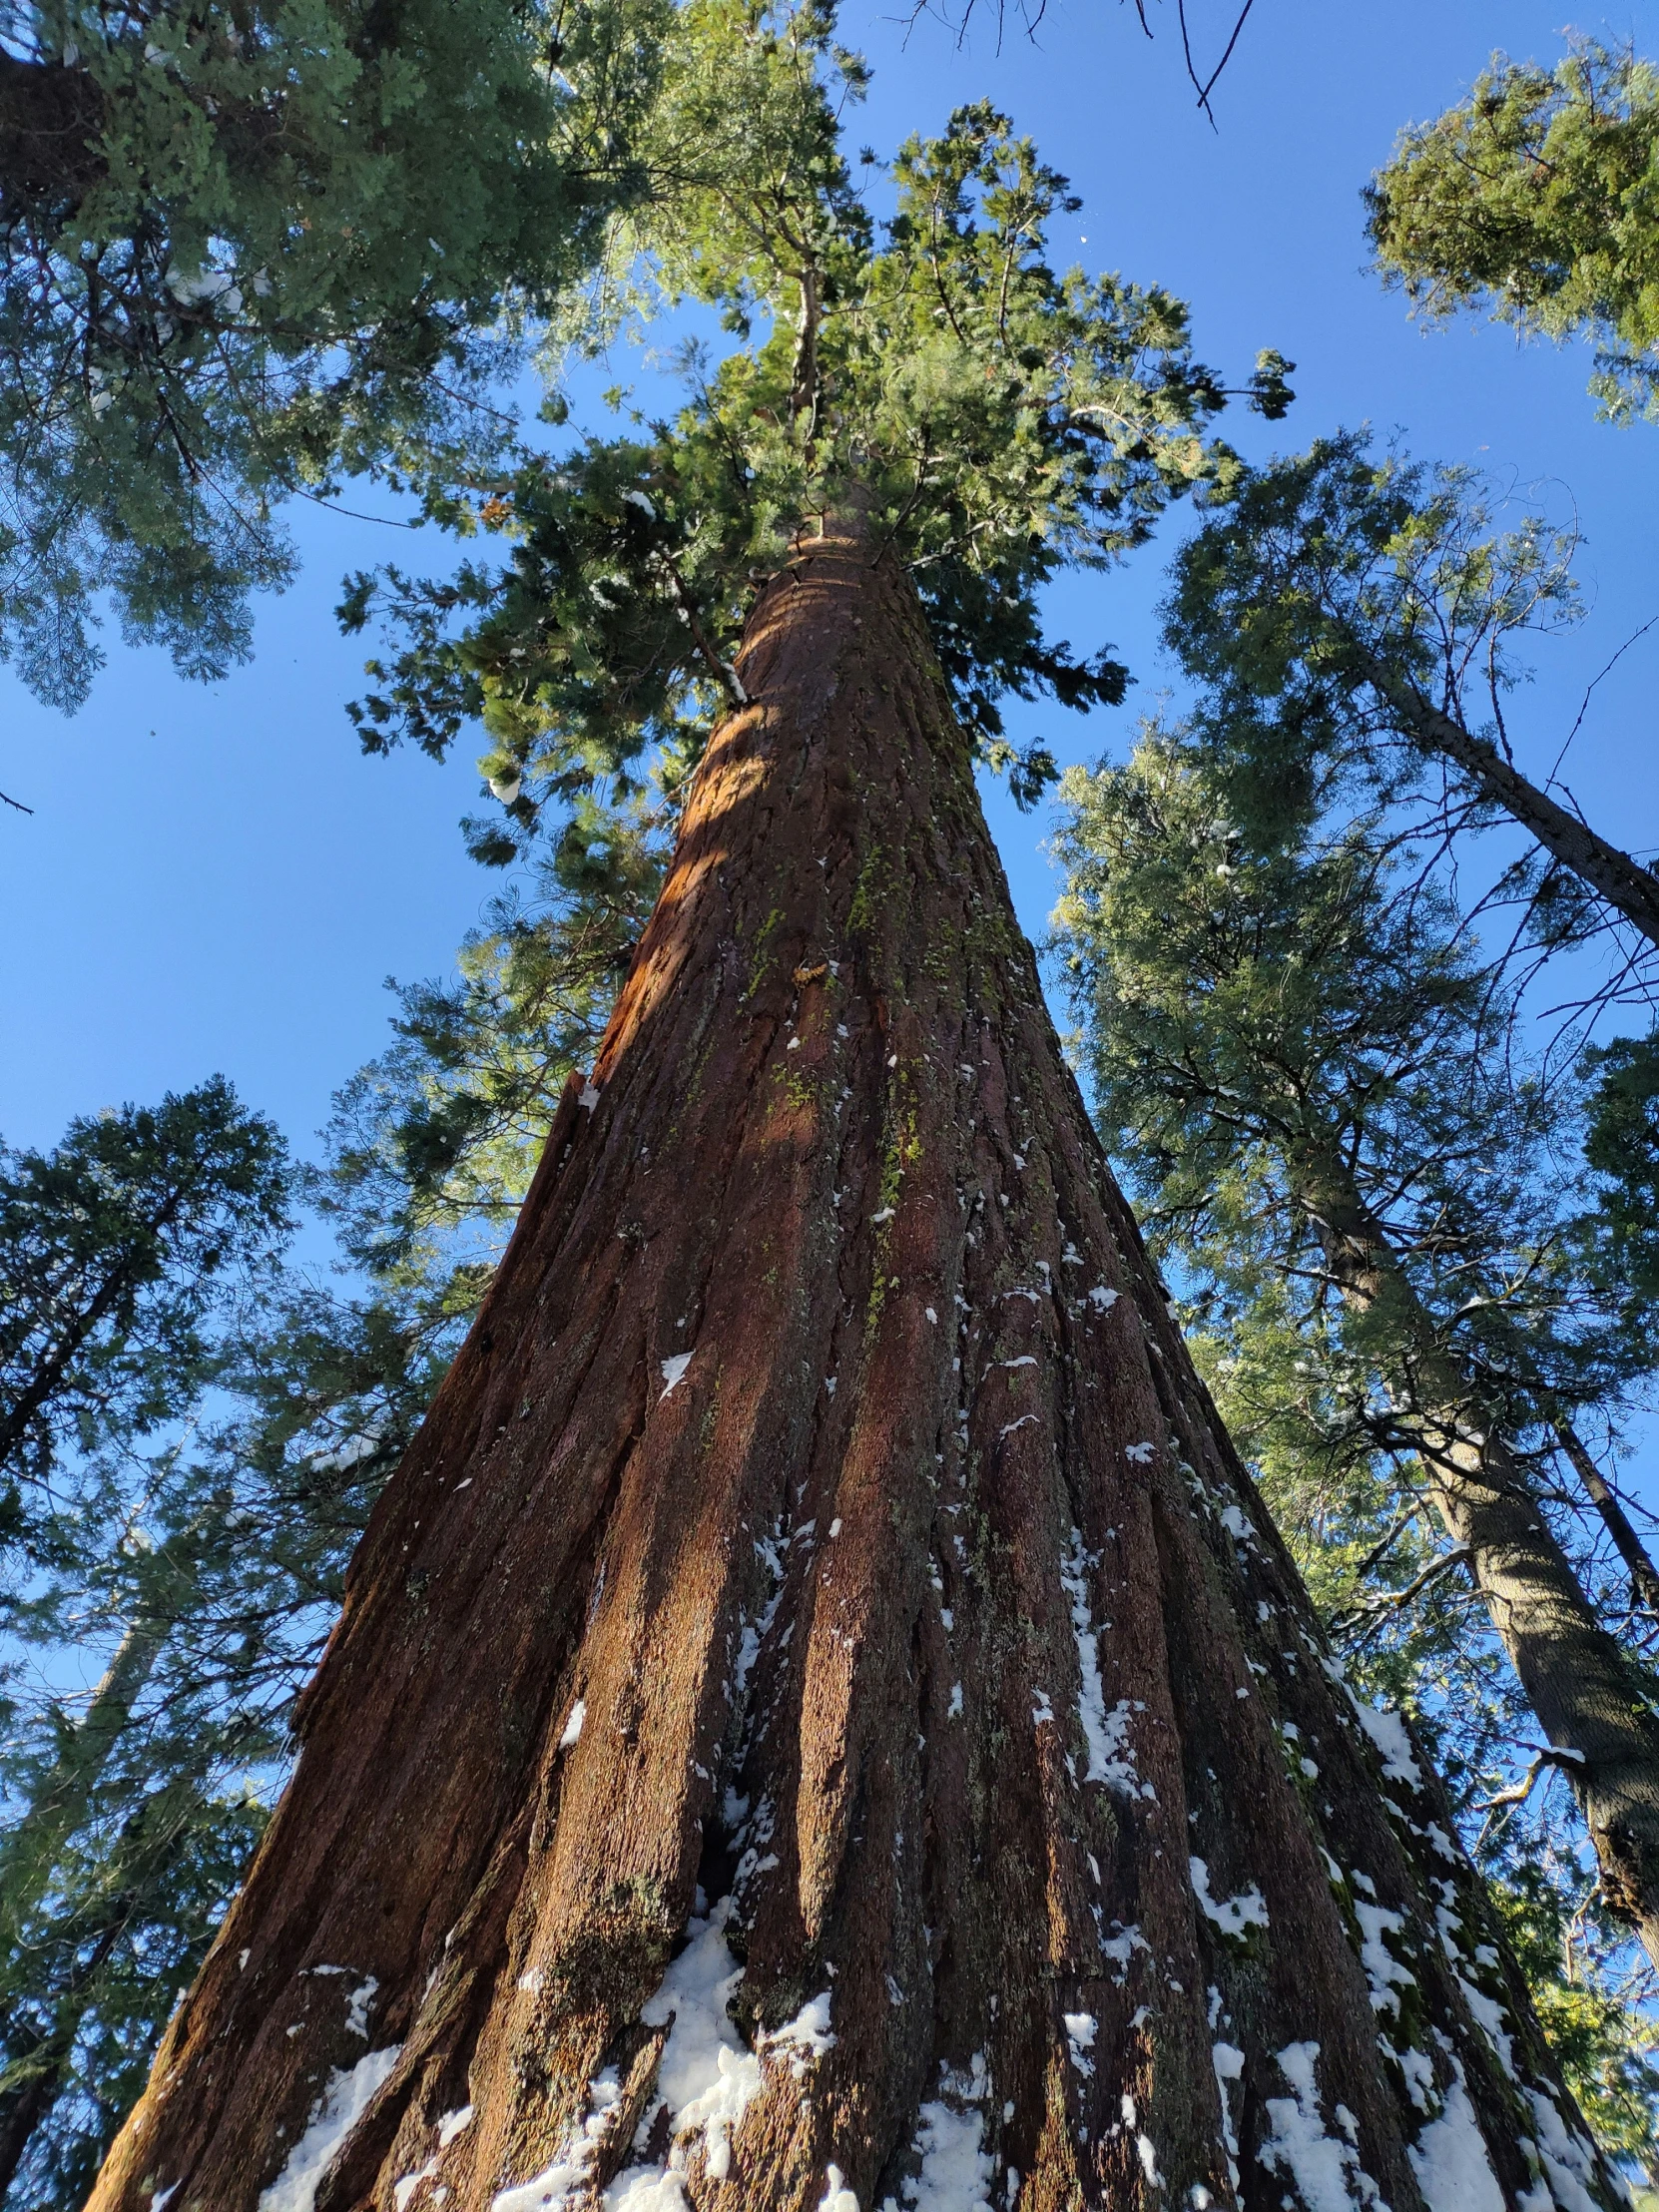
left=0, top=1078, right=291, bottom=1498
left=1161, top=431, right=1659, bottom=957
left=1367, top=39, right=1659, bottom=423
left=0, top=0, right=666, bottom=710
left=1051, top=715, right=1659, bottom=1999
left=0, top=1084, right=460, bottom=2202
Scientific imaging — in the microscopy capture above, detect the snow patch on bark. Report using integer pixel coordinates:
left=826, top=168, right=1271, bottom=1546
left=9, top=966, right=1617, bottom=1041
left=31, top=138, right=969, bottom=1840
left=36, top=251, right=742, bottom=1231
left=1351, top=1701, right=1422, bottom=1790
left=538, top=1900, right=839, bottom=2209
left=1408, top=2067, right=1504, bottom=2212
left=1060, top=1532, right=1153, bottom=1800
left=1322, top=1658, right=1422, bottom=1790
left=633, top=1905, right=761, bottom=2187
left=1119, top=2093, right=1164, bottom=2189
left=1430, top=1883, right=1516, bottom=2082
left=257, top=2044, right=401, bottom=2212
left=1189, top=1858, right=1268, bottom=1937
left=818, top=2165, right=858, bottom=2212
left=1518, top=2084, right=1613, bottom=2212
left=489, top=2069, right=624, bottom=2209
left=1258, top=2043, right=1386, bottom=2211
left=1212, top=2038, right=1244, bottom=2193
left=393, top=2161, right=436, bottom=2210
left=879, top=2099, right=994, bottom=2211
left=1100, top=1923, right=1151, bottom=1980
left=1353, top=1902, right=1414, bottom=2015
left=769, top=1989, right=834, bottom=2078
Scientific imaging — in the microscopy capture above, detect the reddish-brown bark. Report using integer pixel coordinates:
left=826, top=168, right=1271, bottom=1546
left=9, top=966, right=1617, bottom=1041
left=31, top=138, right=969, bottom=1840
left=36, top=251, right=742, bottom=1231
left=90, top=534, right=1622, bottom=2212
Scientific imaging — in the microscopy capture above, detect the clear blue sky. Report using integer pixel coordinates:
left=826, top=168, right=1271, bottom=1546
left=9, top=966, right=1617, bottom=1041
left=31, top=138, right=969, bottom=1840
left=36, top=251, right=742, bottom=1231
left=3, top=0, right=1656, bottom=1161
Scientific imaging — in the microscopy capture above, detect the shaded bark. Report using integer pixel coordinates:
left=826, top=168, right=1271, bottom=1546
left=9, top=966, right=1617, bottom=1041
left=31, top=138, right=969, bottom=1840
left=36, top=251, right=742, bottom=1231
left=1362, top=656, right=1659, bottom=950
left=91, top=534, right=1622, bottom=2211
left=1290, top=1138, right=1659, bottom=1973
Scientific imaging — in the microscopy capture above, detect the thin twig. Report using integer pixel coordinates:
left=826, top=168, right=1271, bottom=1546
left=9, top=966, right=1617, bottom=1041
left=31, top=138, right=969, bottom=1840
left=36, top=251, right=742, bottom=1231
left=1180, top=0, right=1257, bottom=126
left=1544, top=611, right=1659, bottom=791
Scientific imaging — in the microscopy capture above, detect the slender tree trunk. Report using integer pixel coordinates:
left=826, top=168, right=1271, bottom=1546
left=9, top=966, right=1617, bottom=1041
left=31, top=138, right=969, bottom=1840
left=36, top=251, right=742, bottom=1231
left=0, top=1615, right=168, bottom=2191
left=1552, top=1417, right=1659, bottom=1617
left=0, top=1914, right=126, bottom=2201
left=1290, top=1141, right=1659, bottom=1970
left=1362, top=657, right=1659, bottom=949
left=90, top=535, right=1622, bottom=2212
left=0, top=1613, right=167, bottom=1946
left=0, top=2045, right=61, bottom=2205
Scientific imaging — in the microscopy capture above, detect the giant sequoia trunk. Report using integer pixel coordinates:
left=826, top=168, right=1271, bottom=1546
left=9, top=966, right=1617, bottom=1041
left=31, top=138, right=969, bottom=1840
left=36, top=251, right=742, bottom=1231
left=91, top=536, right=1623, bottom=2212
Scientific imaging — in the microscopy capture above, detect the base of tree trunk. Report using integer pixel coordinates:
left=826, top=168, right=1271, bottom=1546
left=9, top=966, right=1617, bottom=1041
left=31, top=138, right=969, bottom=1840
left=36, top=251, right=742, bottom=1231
left=89, top=537, right=1622, bottom=2212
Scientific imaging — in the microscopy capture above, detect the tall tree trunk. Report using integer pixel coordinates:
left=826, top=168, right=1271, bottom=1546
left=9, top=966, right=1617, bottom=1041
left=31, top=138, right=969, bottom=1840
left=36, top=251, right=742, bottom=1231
left=0, top=1914, right=127, bottom=2202
left=1360, top=656, right=1659, bottom=950
left=1552, top=1417, right=1659, bottom=1617
left=1289, top=1139, right=1659, bottom=1970
left=0, top=1612, right=167, bottom=1947
left=90, top=535, right=1622, bottom=2212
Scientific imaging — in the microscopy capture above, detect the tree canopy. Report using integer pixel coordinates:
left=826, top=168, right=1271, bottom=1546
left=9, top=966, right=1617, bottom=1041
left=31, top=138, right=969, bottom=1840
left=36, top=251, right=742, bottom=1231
left=0, top=1078, right=289, bottom=1505
left=1367, top=39, right=1659, bottom=421
left=340, top=1, right=1292, bottom=840
left=0, top=0, right=664, bottom=708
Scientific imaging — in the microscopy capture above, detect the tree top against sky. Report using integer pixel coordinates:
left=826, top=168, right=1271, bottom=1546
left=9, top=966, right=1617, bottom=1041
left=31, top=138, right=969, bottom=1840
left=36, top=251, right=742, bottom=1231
left=341, top=0, right=1293, bottom=846
left=1368, top=38, right=1659, bottom=420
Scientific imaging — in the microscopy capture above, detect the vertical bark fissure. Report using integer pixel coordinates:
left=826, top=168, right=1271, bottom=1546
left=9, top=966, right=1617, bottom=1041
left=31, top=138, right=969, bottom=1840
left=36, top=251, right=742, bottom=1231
left=87, top=538, right=1625, bottom=2212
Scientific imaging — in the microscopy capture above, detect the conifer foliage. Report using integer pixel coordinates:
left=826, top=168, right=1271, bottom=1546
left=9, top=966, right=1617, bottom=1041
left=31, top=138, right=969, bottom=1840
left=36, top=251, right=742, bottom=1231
left=0, top=1086, right=464, bottom=2205
left=1367, top=40, right=1659, bottom=421
left=0, top=1079, right=289, bottom=1496
left=0, top=0, right=663, bottom=708
left=1161, top=431, right=1659, bottom=954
